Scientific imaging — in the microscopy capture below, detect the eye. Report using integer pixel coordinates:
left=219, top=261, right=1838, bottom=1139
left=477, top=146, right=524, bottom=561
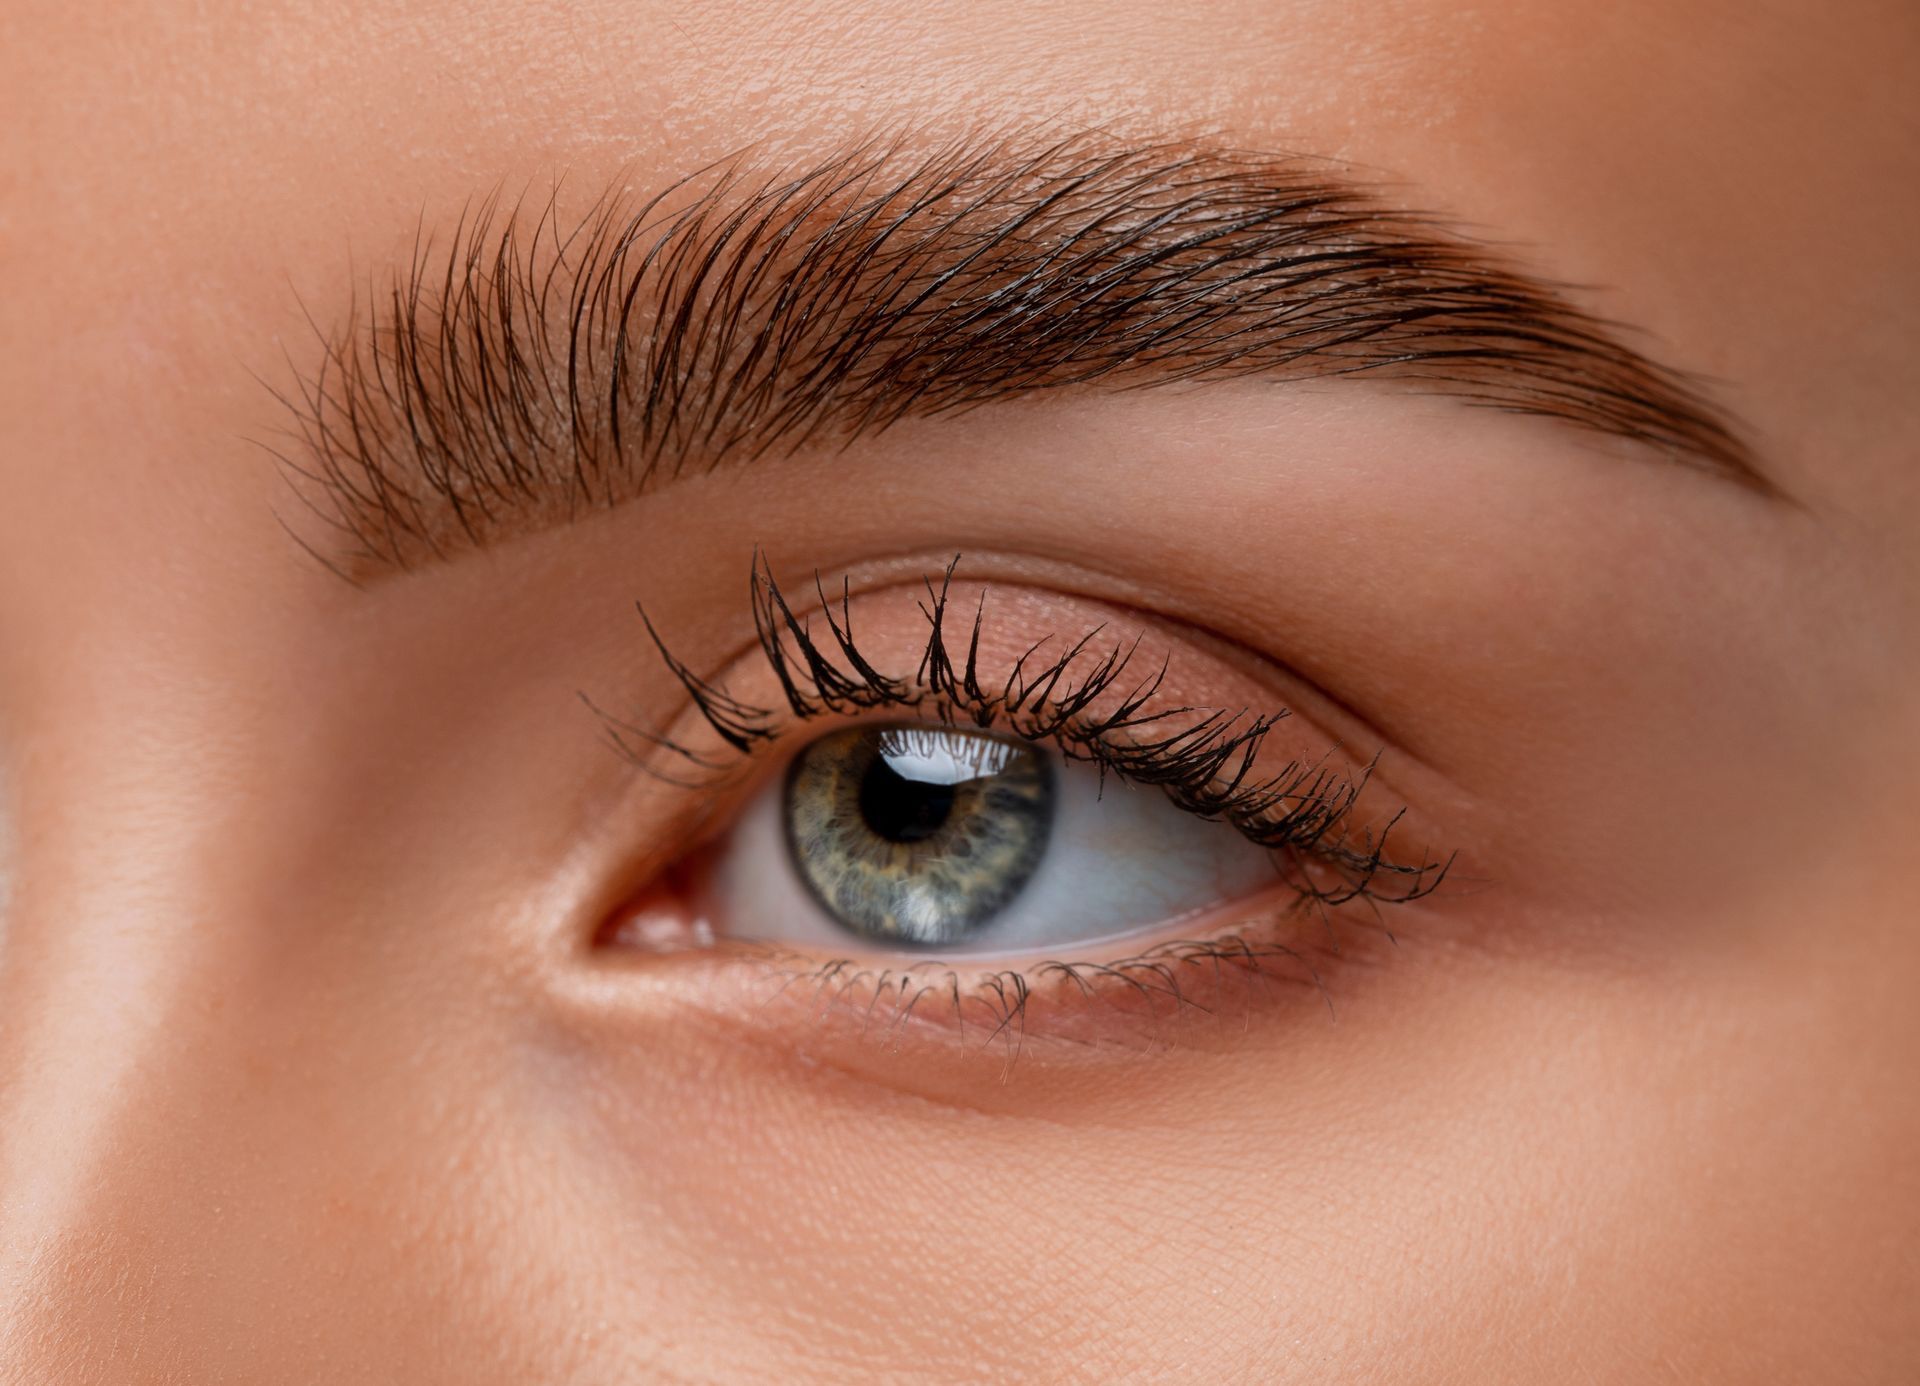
left=591, top=558, right=1452, bottom=1002
left=707, top=721, right=1282, bottom=956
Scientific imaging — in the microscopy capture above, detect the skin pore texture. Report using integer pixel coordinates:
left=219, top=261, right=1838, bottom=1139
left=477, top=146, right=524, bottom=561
left=2, top=1, right=1918, bottom=1382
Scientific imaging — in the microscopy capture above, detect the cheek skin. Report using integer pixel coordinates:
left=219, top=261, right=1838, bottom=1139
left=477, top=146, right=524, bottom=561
left=545, top=882, right=1920, bottom=1381
left=12, top=855, right=1909, bottom=1382
left=609, top=905, right=1911, bottom=1381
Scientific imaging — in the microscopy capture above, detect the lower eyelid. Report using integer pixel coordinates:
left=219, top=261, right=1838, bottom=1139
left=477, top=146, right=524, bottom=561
left=601, top=875, right=1405, bottom=1055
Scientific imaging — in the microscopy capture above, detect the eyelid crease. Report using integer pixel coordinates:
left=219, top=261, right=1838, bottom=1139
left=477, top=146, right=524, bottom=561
left=588, top=553, right=1452, bottom=913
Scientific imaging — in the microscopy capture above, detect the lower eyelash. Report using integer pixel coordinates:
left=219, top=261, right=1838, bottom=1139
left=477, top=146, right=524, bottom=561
left=701, top=898, right=1404, bottom=1057
left=590, top=551, right=1452, bottom=910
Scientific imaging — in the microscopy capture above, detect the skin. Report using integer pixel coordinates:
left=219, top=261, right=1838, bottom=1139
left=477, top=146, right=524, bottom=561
left=2, top=0, right=1917, bottom=1381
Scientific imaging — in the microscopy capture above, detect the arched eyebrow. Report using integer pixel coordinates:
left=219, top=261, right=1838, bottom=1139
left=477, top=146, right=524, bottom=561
left=267, top=134, right=1762, bottom=577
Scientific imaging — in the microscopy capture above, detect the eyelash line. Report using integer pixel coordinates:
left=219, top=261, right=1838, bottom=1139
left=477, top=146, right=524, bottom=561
left=590, top=552, right=1452, bottom=911
left=723, top=923, right=1356, bottom=1060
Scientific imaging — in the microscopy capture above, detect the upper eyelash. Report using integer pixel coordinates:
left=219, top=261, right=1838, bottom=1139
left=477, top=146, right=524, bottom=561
left=590, top=553, right=1451, bottom=908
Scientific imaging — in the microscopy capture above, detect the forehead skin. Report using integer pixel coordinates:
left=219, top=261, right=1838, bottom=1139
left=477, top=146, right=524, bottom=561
left=2, top=2, right=1918, bottom=1384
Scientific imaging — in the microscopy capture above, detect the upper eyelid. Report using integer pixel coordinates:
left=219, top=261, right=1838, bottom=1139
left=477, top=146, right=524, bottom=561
left=588, top=557, right=1452, bottom=909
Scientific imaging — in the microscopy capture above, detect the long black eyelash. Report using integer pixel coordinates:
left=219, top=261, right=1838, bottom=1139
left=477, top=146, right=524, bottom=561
left=591, top=554, right=1450, bottom=907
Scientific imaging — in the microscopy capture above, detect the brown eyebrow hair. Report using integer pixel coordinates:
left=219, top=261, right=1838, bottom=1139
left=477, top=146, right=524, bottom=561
left=267, top=132, right=1759, bottom=576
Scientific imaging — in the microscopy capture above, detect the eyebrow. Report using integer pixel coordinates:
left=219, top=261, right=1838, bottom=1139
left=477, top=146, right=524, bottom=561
left=268, top=133, right=1761, bottom=576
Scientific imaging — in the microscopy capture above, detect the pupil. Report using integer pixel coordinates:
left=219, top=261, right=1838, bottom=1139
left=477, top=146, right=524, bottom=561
left=858, top=754, right=959, bottom=844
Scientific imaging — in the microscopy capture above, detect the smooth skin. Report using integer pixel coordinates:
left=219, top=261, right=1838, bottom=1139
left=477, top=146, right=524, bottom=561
left=2, top=2, right=1918, bottom=1382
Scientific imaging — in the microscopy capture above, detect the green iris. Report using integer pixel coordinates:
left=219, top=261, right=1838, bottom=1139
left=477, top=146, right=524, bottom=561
left=783, top=724, right=1054, bottom=946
